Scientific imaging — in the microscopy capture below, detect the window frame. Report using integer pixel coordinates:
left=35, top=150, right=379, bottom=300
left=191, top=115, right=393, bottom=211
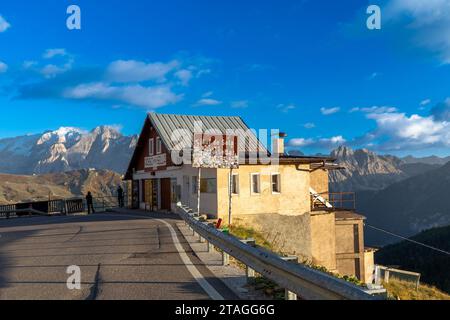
left=149, top=138, right=154, bottom=156
left=230, top=172, right=239, bottom=195
left=156, top=137, right=162, bottom=154
left=271, top=173, right=281, bottom=194
left=250, top=173, right=261, bottom=195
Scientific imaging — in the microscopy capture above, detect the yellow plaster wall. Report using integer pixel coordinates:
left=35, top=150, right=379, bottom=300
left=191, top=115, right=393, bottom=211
left=216, top=164, right=311, bottom=222
left=310, top=212, right=337, bottom=271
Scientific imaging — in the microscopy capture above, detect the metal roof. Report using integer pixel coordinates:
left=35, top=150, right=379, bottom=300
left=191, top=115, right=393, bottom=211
left=148, top=113, right=267, bottom=153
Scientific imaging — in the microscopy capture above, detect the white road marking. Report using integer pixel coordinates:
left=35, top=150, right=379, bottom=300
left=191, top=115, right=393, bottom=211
left=108, top=213, right=224, bottom=300
left=156, top=218, right=224, bottom=300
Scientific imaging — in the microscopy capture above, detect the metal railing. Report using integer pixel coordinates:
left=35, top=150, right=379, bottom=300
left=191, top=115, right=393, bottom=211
left=177, top=204, right=382, bottom=300
left=374, top=265, right=421, bottom=290
left=311, top=192, right=356, bottom=211
left=0, top=195, right=128, bottom=219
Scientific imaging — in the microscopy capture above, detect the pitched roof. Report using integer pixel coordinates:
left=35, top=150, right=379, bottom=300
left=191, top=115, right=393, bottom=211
left=148, top=113, right=267, bottom=153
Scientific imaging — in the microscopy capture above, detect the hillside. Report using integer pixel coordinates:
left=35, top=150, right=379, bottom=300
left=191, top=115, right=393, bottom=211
left=329, top=146, right=439, bottom=192
left=0, top=126, right=137, bottom=175
left=357, top=162, right=450, bottom=245
left=0, top=169, right=123, bottom=204
left=375, top=225, right=450, bottom=294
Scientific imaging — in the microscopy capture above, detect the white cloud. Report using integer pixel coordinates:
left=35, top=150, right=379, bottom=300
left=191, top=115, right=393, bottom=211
left=23, top=60, right=37, bottom=69
left=64, top=83, right=182, bottom=109
left=106, top=60, right=179, bottom=83
left=420, top=99, right=431, bottom=106
left=0, top=15, right=10, bottom=32
left=287, top=138, right=314, bottom=147
left=351, top=106, right=398, bottom=114
left=194, top=98, right=222, bottom=106
left=320, top=107, right=340, bottom=115
left=368, top=72, right=381, bottom=80
left=287, top=135, right=346, bottom=149
left=202, top=91, right=214, bottom=98
left=365, top=110, right=450, bottom=150
left=0, top=61, right=8, bottom=73
left=385, top=0, right=450, bottom=63
left=41, top=61, right=73, bottom=78
left=231, top=100, right=249, bottom=108
left=303, top=122, right=316, bottom=129
left=43, top=48, right=68, bottom=59
left=174, top=69, right=193, bottom=86
left=277, top=104, right=296, bottom=113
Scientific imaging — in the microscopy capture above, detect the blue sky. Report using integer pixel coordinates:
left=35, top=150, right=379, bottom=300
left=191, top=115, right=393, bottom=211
left=0, top=0, right=449, bottom=157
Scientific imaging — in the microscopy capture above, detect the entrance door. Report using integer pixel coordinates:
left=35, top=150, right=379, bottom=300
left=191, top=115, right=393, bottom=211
left=160, top=178, right=171, bottom=211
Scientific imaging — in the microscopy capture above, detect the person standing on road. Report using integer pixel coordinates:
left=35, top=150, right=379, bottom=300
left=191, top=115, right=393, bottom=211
left=86, top=191, right=95, bottom=214
left=117, top=185, right=124, bottom=208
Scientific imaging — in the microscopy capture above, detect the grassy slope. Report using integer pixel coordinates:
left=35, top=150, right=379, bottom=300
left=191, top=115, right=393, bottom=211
left=0, top=169, right=123, bottom=204
left=384, top=279, right=450, bottom=300
left=375, top=225, right=450, bottom=294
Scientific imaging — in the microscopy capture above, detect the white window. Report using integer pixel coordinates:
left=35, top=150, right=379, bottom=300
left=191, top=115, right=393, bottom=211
left=149, top=138, right=154, bottom=156
left=230, top=173, right=239, bottom=195
left=271, top=173, right=281, bottom=193
left=156, top=137, right=162, bottom=154
left=250, top=173, right=260, bottom=194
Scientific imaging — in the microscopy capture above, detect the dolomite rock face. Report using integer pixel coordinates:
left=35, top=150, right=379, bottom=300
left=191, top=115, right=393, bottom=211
left=0, top=126, right=138, bottom=174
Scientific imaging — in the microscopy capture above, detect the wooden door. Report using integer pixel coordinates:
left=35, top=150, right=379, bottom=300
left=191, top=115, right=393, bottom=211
left=160, top=178, right=171, bottom=211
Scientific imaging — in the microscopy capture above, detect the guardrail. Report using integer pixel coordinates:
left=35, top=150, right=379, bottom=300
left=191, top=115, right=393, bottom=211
left=0, top=195, right=128, bottom=219
left=177, top=204, right=382, bottom=300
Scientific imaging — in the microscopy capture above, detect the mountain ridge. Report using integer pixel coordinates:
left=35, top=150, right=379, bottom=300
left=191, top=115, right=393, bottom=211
left=0, top=126, right=138, bottom=175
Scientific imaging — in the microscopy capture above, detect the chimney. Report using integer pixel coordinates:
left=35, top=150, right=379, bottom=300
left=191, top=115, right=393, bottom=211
left=272, top=132, right=287, bottom=155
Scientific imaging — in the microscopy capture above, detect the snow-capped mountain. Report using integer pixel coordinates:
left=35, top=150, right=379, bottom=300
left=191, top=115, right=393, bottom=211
left=0, top=126, right=138, bottom=174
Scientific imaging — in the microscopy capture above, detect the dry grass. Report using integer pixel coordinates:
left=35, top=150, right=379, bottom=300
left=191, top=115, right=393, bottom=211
left=384, top=279, right=450, bottom=300
left=229, top=224, right=275, bottom=251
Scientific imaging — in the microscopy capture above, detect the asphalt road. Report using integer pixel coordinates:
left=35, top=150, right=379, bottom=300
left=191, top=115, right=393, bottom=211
left=0, top=211, right=239, bottom=300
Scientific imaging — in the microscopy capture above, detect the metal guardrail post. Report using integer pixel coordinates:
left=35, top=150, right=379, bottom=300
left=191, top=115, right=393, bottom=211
left=176, top=204, right=380, bottom=300
left=207, top=241, right=214, bottom=252
left=222, top=251, right=230, bottom=266
left=282, top=255, right=299, bottom=300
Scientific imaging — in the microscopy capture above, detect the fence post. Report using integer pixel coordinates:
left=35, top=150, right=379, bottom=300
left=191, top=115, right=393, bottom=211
left=246, top=266, right=256, bottom=283
left=384, top=269, right=390, bottom=284
left=222, top=251, right=230, bottom=266
left=207, top=241, right=214, bottom=252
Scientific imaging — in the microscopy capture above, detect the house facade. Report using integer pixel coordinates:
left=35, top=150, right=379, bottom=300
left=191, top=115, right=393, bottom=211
left=124, top=112, right=374, bottom=283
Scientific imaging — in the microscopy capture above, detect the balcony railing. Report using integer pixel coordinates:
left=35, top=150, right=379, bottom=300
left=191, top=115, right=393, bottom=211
left=311, top=192, right=356, bottom=211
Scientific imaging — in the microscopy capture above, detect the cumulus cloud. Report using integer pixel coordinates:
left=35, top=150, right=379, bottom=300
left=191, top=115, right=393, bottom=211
left=320, top=107, right=340, bottom=115
left=63, top=83, right=182, bottom=109
left=0, top=15, right=10, bottom=32
left=384, top=0, right=450, bottom=63
left=11, top=53, right=212, bottom=110
left=365, top=111, right=450, bottom=150
left=430, top=98, right=450, bottom=121
left=106, top=60, right=179, bottom=83
left=0, top=61, right=7, bottom=73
